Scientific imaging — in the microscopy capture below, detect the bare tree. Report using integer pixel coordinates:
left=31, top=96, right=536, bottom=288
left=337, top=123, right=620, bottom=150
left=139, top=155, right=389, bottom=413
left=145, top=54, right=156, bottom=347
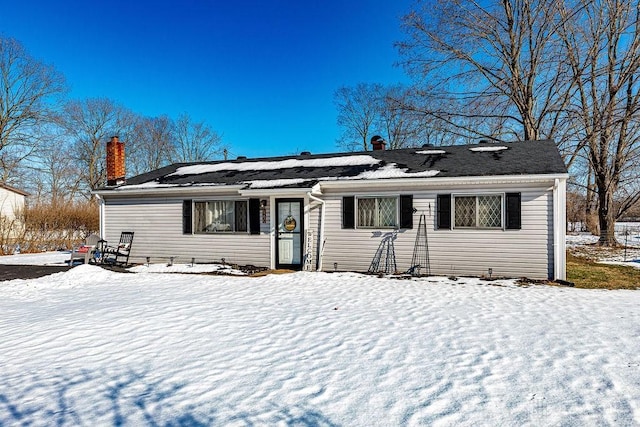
left=128, top=115, right=175, bottom=176
left=56, top=98, right=135, bottom=195
left=172, top=114, right=222, bottom=162
left=0, top=36, right=66, bottom=183
left=334, top=84, right=382, bottom=151
left=558, top=0, right=640, bottom=245
left=26, top=124, right=82, bottom=203
left=335, top=83, right=431, bottom=151
left=381, top=84, right=451, bottom=149
left=397, top=0, right=579, bottom=159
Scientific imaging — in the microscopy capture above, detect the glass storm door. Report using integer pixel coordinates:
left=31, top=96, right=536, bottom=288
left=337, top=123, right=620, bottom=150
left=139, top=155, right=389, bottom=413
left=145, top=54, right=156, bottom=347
left=276, top=199, right=303, bottom=270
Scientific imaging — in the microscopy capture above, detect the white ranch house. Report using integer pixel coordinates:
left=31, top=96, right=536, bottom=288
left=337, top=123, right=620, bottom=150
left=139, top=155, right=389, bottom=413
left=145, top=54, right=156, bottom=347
left=95, top=139, right=568, bottom=280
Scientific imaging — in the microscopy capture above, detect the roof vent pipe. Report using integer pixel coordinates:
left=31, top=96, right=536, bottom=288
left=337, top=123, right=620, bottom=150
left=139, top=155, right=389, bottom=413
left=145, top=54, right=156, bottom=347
left=236, top=156, right=247, bottom=160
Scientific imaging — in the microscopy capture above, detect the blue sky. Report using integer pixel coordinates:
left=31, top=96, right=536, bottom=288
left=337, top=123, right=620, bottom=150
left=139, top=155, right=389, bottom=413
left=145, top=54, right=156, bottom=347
left=2, top=0, right=413, bottom=158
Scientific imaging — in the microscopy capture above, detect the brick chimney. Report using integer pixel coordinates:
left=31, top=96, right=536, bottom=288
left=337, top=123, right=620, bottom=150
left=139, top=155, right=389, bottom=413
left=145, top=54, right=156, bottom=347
left=106, top=136, right=125, bottom=186
left=371, top=135, right=386, bottom=151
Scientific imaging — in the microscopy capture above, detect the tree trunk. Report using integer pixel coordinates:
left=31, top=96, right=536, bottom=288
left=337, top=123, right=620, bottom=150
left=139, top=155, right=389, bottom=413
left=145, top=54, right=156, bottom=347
left=597, top=184, right=618, bottom=246
left=584, top=164, right=599, bottom=235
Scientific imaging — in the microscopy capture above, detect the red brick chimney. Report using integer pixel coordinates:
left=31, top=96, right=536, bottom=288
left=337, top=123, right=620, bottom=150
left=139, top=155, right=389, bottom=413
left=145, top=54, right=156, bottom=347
left=371, top=135, right=386, bottom=151
left=106, top=136, right=125, bottom=186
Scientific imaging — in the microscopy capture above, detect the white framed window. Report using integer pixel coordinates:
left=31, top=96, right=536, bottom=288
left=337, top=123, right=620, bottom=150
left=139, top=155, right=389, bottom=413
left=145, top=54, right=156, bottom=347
left=453, top=194, right=502, bottom=229
left=194, top=200, right=248, bottom=233
left=357, top=196, right=398, bottom=228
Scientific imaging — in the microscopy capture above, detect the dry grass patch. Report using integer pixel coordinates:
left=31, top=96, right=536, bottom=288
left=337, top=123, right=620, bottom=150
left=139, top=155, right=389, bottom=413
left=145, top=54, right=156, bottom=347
left=567, top=253, right=640, bottom=289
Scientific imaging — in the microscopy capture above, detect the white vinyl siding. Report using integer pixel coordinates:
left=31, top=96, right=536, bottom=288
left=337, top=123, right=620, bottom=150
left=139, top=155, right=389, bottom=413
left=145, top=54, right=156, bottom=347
left=102, top=197, right=270, bottom=267
left=100, top=178, right=560, bottom=279
left=321, top=182, right=555, bottom=279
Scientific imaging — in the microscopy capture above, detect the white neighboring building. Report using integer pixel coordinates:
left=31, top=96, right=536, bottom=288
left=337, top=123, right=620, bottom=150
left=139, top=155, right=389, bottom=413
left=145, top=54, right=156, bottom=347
left=0, top=183, right=28, bottom=243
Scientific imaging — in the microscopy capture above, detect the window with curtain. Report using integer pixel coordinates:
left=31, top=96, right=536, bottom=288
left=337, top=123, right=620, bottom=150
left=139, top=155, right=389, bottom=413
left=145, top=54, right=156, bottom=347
left=454, top=195, right=502, bottom=228
left=194, top=200, right=248, bottom=233
left=356, top=197, right=397, bottom=228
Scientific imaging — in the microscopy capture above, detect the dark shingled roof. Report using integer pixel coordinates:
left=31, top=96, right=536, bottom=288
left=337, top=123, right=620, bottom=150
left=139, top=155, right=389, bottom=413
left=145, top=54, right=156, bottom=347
left=114, top=140, right=567, bottom=190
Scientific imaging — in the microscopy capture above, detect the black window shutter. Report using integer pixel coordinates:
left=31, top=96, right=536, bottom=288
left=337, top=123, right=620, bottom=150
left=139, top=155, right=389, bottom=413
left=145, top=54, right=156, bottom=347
left=249, top=198, right=261, bottom=234
left=436, top=194, right=451, bottom=230
left=400, top=195, right=413, bottom=229
left=342, top=196, right=355, bottom=229
left=505, top=192, right=521, bottom=230
left=182, top=200, right=192, bottom=234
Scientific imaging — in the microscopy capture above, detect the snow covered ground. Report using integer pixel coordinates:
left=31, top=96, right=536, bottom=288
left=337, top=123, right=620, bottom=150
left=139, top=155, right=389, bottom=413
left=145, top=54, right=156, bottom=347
left=1, top=258, right=639, bottom=425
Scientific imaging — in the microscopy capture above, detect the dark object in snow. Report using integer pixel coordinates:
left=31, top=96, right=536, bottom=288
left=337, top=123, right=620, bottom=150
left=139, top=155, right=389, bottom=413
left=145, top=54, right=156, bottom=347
left=555, top=279, right=575, bottom=287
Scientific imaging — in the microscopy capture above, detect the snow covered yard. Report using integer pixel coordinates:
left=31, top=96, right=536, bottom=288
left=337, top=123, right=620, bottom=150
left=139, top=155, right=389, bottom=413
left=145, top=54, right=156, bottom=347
left=0, top=265, right=639, bottom=426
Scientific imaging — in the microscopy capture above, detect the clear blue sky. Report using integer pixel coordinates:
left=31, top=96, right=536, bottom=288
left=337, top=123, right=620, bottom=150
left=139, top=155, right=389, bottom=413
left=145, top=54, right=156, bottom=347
left=2, top=0, right=413, bottom=158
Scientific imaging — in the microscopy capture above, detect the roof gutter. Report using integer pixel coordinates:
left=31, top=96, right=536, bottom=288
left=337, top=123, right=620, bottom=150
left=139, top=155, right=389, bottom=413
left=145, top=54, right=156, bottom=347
left=307, top=192, right=325, bottom=272
left=239, top=187, right=316, bottom=197
left=317, top=173, right=571, bottom=191
left=240, top=182, right=323, bottom=197
left=93, top=184, right=246, bottom=198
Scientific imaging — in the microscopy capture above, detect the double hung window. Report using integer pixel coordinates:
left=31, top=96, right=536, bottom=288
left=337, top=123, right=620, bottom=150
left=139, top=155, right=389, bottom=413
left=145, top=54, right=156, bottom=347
left=342, top=195, right=413, bottom=229
left=357, top=197, right=398, bottom=228
left=437, top=193, right=521, bottom=230
left=454, top=195, right=502, bottom=228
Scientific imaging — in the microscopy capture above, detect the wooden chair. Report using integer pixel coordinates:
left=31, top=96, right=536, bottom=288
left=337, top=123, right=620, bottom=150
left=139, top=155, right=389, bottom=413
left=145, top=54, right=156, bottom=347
left=68, top=234, right=100, bottom=265
left=101, top=231, right=135, bottom=267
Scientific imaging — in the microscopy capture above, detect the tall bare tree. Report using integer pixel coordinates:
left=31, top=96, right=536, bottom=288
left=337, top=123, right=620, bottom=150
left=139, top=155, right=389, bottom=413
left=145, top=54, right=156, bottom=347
left=128, top=115, right=175, bottom=176
left=558, top=0, right=640, bottom=245
left=56, top=98, right=135, bottom=195
left=334, top=83, right=381, bottom=151
left=397, top=0, right=579, bottom=160
left=379, top=84, right=439, bottom=149
left=335, top=83, right=430, bottom=151
left=0, top=36, right=66, bottom=183
left=172, top=114, right=222, bottom=162
left=26, top=125, right=82, bottom=203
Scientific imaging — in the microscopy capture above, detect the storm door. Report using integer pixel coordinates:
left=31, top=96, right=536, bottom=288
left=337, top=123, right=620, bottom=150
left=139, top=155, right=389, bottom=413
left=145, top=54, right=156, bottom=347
left=275, top=199, right=304, bottom=270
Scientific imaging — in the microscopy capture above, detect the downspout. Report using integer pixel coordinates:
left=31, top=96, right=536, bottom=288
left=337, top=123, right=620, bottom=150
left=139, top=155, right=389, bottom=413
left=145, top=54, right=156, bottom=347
left=553, top=178, right=567, bottom=281
left=95, top=194, right=105, bottom=240
left=307, top=192, right=325, bottom=271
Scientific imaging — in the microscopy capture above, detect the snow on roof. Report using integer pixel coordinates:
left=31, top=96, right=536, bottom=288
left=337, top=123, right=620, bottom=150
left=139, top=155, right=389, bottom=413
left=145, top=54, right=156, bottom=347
left=115, top=181, right=178, bottom=190
left=240, top=164, right=439, bottom=188
left=416, top=149, right=447, bottom=155
left=244, top=178, right=309, bottom=189
left=469, top=146, right=509, bottom=152
left=170, top=155, right=381, bottom=176
left=346, top=164, right=440, bottom=180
